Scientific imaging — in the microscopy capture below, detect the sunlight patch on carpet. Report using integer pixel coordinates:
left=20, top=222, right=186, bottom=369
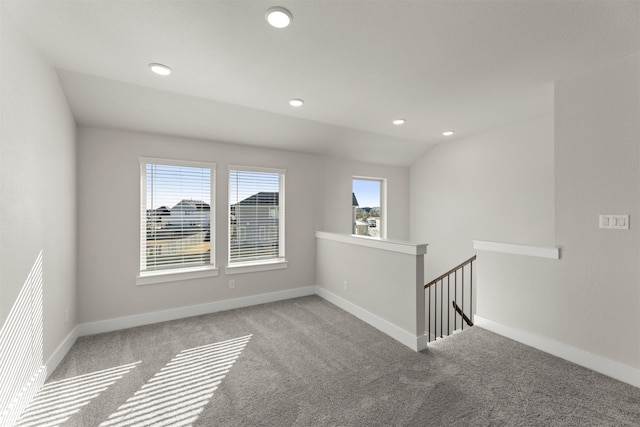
left=99, top=334, right=252, bottom=427
left=15, top=361, right=141, bottom=427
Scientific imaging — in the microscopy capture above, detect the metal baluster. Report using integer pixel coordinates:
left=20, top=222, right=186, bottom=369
left=454, top=270, right=457, bottom=331
left=440, top=279, right=443, bottom=338
left=462, top=265, right=465, bottom=331
left=435, top=279, right=438, bottom=340
left=447, top=275, right=450, bottom=335
left=428, top=284, right=431, bottom=342
left=470, top=260, right=473, bottom=325
left=425, top=255, right=476, bottom=344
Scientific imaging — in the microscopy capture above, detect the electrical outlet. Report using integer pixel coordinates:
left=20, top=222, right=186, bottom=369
left=343, top=280, right=348, bottom=290
left=229, top=279, right=236, bottom=289
left=64, top=308, right=69, bottom=323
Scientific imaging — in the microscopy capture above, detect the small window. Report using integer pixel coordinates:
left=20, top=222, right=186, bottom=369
left=352, top=177, right=386, bottom=239
left=139, top=158, right=215, bottom=277
left=228, top=166, right=285, bottom=266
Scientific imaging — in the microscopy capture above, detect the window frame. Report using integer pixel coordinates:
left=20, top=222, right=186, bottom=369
left=226, top=165, right=287, bottom=275
left=352, top=176, right=387, bottom=240
left=137, top=157, right=218, bottom=285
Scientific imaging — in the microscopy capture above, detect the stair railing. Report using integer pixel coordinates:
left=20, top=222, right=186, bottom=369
left=424, top=255, right=476, bottom=343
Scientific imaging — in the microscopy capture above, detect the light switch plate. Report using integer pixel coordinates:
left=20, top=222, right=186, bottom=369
left=599, top=214, right=629, bottom=230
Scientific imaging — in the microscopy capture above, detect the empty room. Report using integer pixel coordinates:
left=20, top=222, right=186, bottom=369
left=1, top=1, right=640, bottom=426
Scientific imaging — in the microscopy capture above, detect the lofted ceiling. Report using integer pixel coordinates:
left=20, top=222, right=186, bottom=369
left=2, top=0, right=639, bottom=166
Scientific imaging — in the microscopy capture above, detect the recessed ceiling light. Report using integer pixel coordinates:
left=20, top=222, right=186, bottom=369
left=289, top=98, right=304, bottom=107
left=266, top=6, right=292, bottom=28
left=392, top=119, right=406, bottom=125
left=442, top=130, right=455, bottom=136
left=149, top=63, right=172, bottom=76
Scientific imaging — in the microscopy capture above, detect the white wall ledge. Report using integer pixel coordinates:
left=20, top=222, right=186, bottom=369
left=473, top=240, right=560, bottom=259
left=316, top=231, right=427, bottom=255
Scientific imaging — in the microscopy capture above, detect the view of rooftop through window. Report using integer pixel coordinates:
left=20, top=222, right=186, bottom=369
left=142, top=162, right=213, bottom=272
left=229, top=168, right=284, bottom=264
left=146, top=164, right=211, bottom=210
left=352, top=178, right=383, bottom=238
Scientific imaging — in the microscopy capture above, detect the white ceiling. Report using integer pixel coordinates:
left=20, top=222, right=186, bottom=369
left=3, top=0, right=639, bottom=166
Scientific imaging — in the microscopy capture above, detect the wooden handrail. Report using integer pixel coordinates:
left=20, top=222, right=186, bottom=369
left=424, top=255, right=476, bottom=289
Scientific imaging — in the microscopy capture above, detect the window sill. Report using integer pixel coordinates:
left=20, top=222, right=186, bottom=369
left=137, top=265, right=219, bottom=286
left=225, top=259, right=288, bottom=275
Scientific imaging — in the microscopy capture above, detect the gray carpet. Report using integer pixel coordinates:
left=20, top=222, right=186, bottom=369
left=19, top=296, right=640, bottom=426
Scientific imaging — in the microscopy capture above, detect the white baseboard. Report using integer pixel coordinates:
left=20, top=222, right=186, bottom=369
left=315, top=286, right=425, bottom=352
left=475, top=315, right=640, bottom=388
left=42, top=286, right=314, bottom=379
left=49, top=285, right=422, bottom=381
left=45, top=326, right=81, bottom=378
left=43, top=289, right=640, bottom=392
left=77, top=286, right=316, bottom=337
left=416, top=334, right=430, bottom=351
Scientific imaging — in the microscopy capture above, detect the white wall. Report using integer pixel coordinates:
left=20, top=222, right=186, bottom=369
left=0, top=10, right=76, bottom=368
left=412, top=54, right=640, bottom=374
left=317, top=237, right=420, bottom=334
left=551, top=53, right=639, bottom=367
left=322, top=156, right=410, bottom=240
left=315, top=233, right=426, bottom=350
left=76, top=127, right=323, bottom=323
left=76, top=126, right=408, bottom=324
left=409, top=114, right=555, bottom=282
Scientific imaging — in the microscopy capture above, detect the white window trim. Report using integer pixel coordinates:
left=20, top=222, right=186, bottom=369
left=137, top=265, right=219, bottom=286
left=139, top=157, right=216, bottom=284
left=352, top=175, right=387, bottom=239
left=224, top=258, right=288, bottom=275
left=227, top=165, right=286, bottom=271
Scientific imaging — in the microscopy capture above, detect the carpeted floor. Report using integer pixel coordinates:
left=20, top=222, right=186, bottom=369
left=18, top=296, right=640, bottom=426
